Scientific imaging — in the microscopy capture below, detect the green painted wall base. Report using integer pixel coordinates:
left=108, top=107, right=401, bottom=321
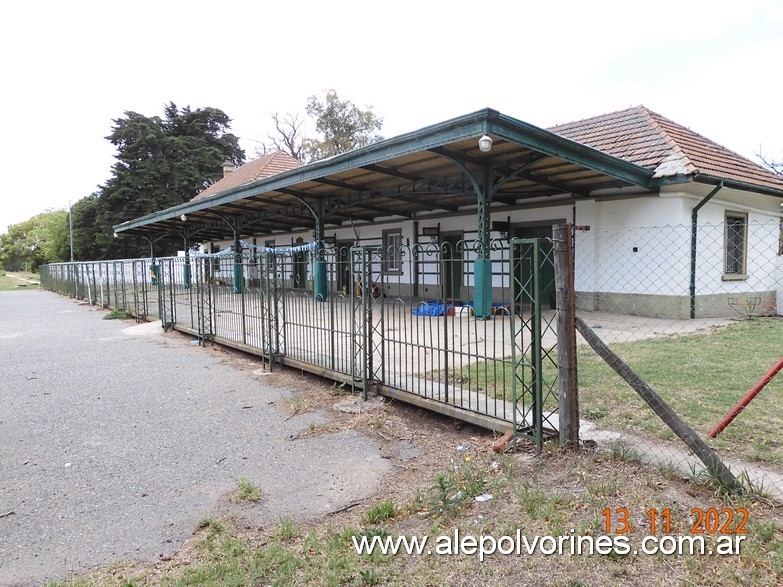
left=314, top=260, right=328, bottom=301
left=474, top=259, right=493, bottom=320
left=183, top=263, right=191, bottom=289
left=233, top=262, right=243, bottom=294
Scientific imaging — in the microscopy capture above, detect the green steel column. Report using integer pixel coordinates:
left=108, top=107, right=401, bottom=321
left=233, top=220, right=243, bottom=294
left=183, top=255, right=192, bottom=289
left=313, top=199, right=327, bottom=301
left=183, top=232, right=191, bottom=289
left=147, top=235, right=159, bottom=285
left=314, top=257, right=327, bottom=301
left=474, top=166, right=493, bottom=320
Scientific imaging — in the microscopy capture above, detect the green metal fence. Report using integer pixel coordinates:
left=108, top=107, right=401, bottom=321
left=40, top=259, right=160, bottom=320
left=38, top=221, right=783, bottom=494
left=40, top=239, right=558, bottom=448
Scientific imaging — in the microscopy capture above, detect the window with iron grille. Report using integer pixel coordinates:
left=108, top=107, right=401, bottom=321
left=212, top=244, right=221, bottom=271
left=724, top=213, right=747, bottom=278
left=383, top=229, right=402, bottom=273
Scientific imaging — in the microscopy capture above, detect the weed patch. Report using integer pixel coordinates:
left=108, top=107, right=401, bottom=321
left=103, top=308, right=134, bottom=320
left=231, top=478, right=262, bottom=503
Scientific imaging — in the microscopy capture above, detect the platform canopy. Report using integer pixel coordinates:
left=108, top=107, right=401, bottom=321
left=113, top=108, right=657, bottom=242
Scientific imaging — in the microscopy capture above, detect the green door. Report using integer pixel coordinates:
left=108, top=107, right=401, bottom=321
left=293, top=238, right=308, bottom=289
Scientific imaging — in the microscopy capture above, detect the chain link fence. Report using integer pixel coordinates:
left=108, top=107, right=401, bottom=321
left=573, top=221, right=783, bottom=498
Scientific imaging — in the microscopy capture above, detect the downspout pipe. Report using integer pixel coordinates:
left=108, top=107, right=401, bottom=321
left=690, top=182, right=723, bottom=319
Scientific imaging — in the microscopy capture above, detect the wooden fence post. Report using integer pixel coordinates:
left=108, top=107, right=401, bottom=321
left=554, top=224, right=579, bottom=446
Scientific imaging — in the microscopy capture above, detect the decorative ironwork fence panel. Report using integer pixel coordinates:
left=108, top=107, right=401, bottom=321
left=39, top=237, right=561, bottom=433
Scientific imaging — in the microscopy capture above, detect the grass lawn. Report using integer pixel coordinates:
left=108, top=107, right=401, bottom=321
left=425, top=317, right=783, bottom=467
left=579, top=318, right=783, bottom=466
left=0, top=271, right=40, bottom=291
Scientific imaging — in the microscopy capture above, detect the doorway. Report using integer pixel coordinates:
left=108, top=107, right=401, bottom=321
left=293, top=237, right=308, bottom=289
left=440, top=231, right=463, bottom=301
left=335, top=240, right=353, bottom=294
left=513, top=222, right=561, bottom=309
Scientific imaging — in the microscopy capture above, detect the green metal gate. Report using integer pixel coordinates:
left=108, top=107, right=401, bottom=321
left=510, top=237, right=559, bottom=452
left=351, top=246, right=384, bottom=398
left=194, top=256, right=215, bottom=344
left=156, top=258, right=176, bottom=329
left=260, top=251, right=284, bottom=364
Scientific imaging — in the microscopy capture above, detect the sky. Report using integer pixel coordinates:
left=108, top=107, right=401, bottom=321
left=1, top=0, right=782, bottom=233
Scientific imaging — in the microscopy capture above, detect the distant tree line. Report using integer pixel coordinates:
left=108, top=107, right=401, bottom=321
left=0, top=210, right=70, bottom=271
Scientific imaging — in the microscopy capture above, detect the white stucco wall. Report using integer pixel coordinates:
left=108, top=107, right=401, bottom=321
left=574, top=195, right=692, bottom=296
left=694, top=201, right=780, bottom=299
left=199, top=187, right=781, bottom=315
left=572, top=193, right=781, bottom=306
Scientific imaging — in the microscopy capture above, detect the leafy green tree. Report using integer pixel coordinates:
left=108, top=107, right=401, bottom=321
left=0, top=210, right=69, bottom=270
left=304, top=90, right=383, bottom=161
left=73, top=103, right=245, bottom=259
left=70, top=194, right=105, bottom=261
left=41, top=210, right=70, bottom=263
left=261, top=90, right=383, bottom=162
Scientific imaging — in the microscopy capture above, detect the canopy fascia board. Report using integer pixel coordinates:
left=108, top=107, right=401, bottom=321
left=115, top=114, right=493, bottom=233
left=651, top=173, right=783, bottom=199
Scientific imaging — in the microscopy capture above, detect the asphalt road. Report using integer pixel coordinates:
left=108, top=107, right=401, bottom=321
left=0, top=290, right=390, bottom=586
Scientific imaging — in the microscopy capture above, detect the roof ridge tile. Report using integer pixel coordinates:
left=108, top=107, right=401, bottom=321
left=191, top=151, right=302, bottom=201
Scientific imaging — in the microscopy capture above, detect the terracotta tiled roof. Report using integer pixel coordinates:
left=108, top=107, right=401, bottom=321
left=549, top=106, right=783, bottom=193
left=192, top=151, right=302, bottom=201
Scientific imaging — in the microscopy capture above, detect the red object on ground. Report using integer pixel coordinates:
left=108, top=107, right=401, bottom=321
left=492, top=430, right=514, bottom=452
left=709, top=355, right=783, bottom=438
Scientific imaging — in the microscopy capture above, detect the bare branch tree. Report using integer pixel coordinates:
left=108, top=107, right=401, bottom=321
left=253, top=142, right=271, bottom=158
left=253, top=92, right=383, bottom=163
left=259, top=113, right=307, bottom=161
left=757, top=151, right=783, bottom=176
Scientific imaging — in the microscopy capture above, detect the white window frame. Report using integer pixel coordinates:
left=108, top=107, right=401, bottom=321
left=723, top=212, right=748, bottom=280
left=383, top=228, right=403, bottom=274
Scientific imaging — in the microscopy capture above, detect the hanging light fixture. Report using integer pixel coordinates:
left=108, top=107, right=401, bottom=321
left=181, top=214, right=188, bottom=222
left=478, top=134, right=493, bottom=153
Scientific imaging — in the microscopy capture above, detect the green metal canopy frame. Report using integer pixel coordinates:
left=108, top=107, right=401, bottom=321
left=113, top=107, right=661, bottom=315
left=113, top=108, right=656, bottom=244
